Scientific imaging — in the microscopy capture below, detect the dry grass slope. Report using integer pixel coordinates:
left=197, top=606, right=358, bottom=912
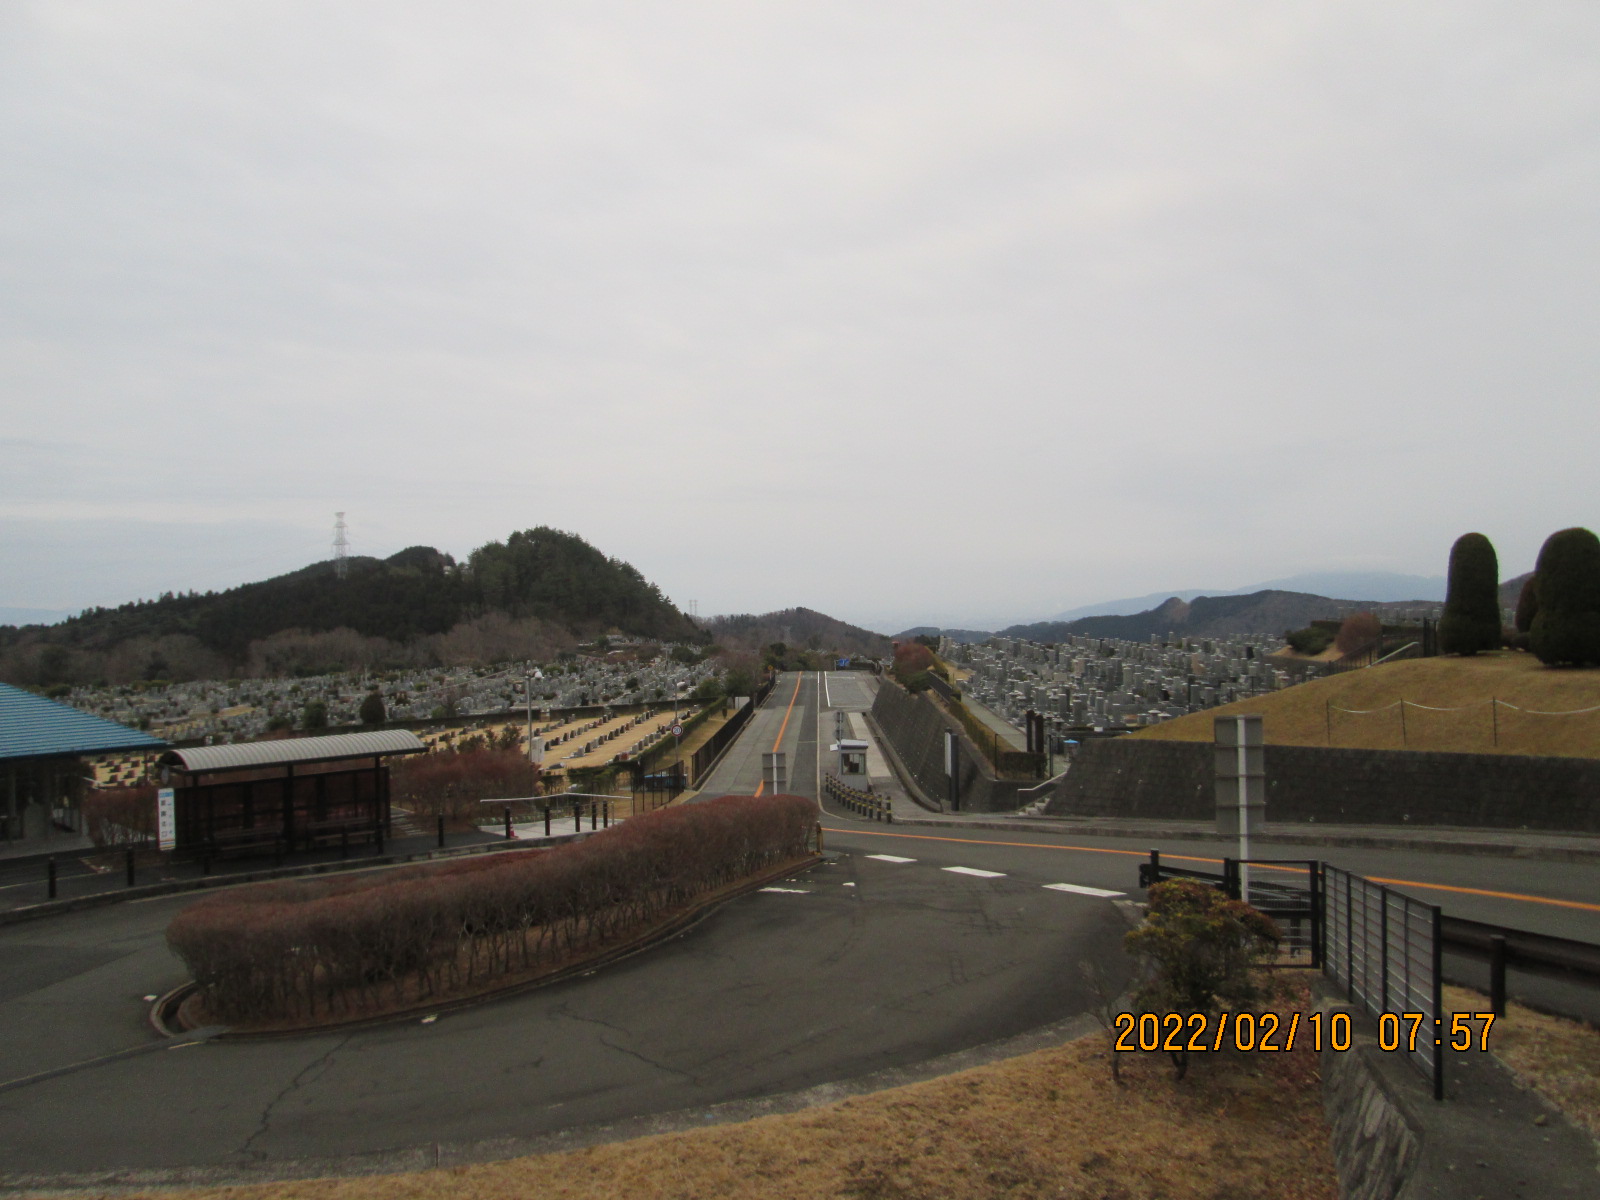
left=113, top=1025, right=1336, bottom=1200
left=1131, top=652, right=1600, bottom=757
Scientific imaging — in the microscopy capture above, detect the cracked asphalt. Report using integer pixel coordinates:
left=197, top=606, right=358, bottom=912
left=0, top=848, right=1131, bottom=1184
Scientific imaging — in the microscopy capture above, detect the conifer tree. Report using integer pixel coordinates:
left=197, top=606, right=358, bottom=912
left=1530, top=527, right=1600, bottom=666
left=1438, top=532, right=1501, bottom=656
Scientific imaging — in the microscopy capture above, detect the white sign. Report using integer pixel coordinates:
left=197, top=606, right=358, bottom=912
left=157, top=788, right=176, bottom=852
left=529, top=737, right=545, bottom=765
left=671, top=723, right=684, bottom=738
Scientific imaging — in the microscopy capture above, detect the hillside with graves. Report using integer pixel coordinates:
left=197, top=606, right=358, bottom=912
left=0, top=527, right=701, bottom=686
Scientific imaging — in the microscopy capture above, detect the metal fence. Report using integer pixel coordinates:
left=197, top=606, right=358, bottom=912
left=1323, top=865, right=1443, bottom=1098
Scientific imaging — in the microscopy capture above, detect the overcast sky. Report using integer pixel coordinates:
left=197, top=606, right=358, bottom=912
left=4, top=3, right=1597, bottom=632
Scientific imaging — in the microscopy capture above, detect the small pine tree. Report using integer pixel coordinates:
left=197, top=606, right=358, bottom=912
left=1438, top=532, right=1501, bottom=656
left=359, top=691, right=386, bottom=726
left=301, top=700, right=329, bottom=731
left=1530, top=528, right=1600, bottom=666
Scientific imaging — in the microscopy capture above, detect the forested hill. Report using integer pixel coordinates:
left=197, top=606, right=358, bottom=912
left=1, top=528, right=699, bottom=684
left=704, top=607, right=892, bottom=661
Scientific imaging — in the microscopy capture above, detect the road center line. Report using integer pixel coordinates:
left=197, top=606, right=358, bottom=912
left=820, top=827, right=1595, bottom=914
left=754, top=673, right=804, bottom=798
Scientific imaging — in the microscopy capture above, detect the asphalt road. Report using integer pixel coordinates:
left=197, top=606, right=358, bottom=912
left=0, top=842, right=1131, bottom=1184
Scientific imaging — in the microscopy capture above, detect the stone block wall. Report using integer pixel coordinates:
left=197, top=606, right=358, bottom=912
left=1045, top=737, right=1600, bottom=831
left=870, top=684, right=1030, bottom=814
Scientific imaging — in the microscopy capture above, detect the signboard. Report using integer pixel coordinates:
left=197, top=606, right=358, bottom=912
left=761, top=752, right=787, bottom=790
left=837, top=658, right=850, bottom=669
left=529, top=737, right=545, bottom=766
left=671, top=723, right=684, bottom=739
left=157, top=787, right=176, bottom=852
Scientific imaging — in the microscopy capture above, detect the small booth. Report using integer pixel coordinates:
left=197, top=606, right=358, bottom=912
left=157, top=730, right=426, bottom=857
left=835, top=738, right=870, bottom=782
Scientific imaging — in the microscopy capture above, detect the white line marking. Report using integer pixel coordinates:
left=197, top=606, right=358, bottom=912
left=943, top=866, right=1005, bottom=878
left=866, top=854, right=916, bottom=863
left=1043, top=883, right=1126, bottom=898
left=760, top=887, right=810, bottom=894
left=842, top=882, right=855, bottom=887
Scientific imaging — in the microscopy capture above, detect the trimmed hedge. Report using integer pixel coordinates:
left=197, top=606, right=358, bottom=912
left=1439, top=532, right=1501, bottom=656
left=166, top=793, right=818, bottom=1025
left=1530, top=527, right=1600, bottom=666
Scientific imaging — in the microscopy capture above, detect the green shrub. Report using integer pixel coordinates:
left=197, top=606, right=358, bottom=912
left=1439, top=532, right=1501, bottom=656
left=1514, top=575, right=1539, bottom=634
left=1285, top=626, right=1333, bottom=655
left=1530, top=527, right=1600, bottom=666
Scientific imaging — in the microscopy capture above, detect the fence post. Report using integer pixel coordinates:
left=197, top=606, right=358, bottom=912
left=47, top=856, right=57, bottom=900
left=574, top=803, right=582, bottom=832
left=1489, top=935, right=1508, bottom=1017
left=504, top=805, right=512, bottom=840
left=544, top=805, right=551, bottom=837
left=125, top=847, right=135, bottom=888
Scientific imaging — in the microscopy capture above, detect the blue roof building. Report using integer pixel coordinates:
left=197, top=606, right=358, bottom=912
left=1, top=682, right=168, bottom=847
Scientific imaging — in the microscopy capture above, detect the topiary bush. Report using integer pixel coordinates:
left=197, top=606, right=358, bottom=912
left=1530, top=527, right=1600, bottom=666
left=1439, top=532, right=1501, bottom=656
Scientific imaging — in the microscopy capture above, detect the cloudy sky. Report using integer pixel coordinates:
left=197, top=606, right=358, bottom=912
left=4, top=2, right=1597, bottom=632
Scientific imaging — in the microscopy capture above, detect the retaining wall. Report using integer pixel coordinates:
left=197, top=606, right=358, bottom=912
left=870, top=684, right=1031, bottom=814
left=1044, top=737, right=1600, bottom=831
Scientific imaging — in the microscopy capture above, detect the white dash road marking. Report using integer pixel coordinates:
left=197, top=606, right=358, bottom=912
left=760, top=887, right=810, bottom=893
left=866, top=854, right=916, bottom=863
left=942, top=867, right=1005, bottom=878
left=1043, top=883, right=1126, bottom=898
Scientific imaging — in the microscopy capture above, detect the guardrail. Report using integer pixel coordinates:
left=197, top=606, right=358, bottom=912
left=822, top=774, right=892, bottom=822
left=1441, top=915, right=1600, bottom=1015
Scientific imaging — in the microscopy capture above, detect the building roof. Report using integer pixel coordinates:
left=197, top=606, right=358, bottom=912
left=159, top=729, right=427, bottom=775
left=0, top=682, right=170, bottom=763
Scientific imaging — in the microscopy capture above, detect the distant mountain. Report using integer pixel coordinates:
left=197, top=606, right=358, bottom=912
left=0, top=527, right=700, bottom=686
left=704, top=607, right=892, bottom=661
left=1049, top=571, right=1446, bottom=622
left=1003, top=588, right=1445, bottom=644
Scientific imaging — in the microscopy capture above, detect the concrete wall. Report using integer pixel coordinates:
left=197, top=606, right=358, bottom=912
left=1045, top=737, right=1600, bottom=832
left=870, top=684, right=1031, bottom=814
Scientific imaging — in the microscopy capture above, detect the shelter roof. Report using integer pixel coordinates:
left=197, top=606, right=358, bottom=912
left=0, top=682, right=169, bottom=763
left=159, top=729, right=426, bottom=775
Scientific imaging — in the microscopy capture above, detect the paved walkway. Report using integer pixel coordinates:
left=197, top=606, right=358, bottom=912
left=958, top=694, right=1027, bottom=750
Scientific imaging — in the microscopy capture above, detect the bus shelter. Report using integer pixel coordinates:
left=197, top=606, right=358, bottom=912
left=157, top=730, right=425, bottom=857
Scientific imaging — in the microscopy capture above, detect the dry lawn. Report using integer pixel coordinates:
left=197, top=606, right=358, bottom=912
left=1444, top=984, right=1600, bottom=1141
left=114, top=1011, right=1336, bottom=1200
left=1131, top=652, right=1600, bottom=757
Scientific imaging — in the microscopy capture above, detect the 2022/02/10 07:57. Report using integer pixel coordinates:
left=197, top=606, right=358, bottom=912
left=1111, top=1011, right=1497, bottom=1054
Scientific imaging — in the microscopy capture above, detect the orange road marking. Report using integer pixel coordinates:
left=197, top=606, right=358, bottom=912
left=755, top=674, right=804, bottom=798
left=1365, top=876, right=1600, bottom=914
left=819, top=827, right=1598, bottom=914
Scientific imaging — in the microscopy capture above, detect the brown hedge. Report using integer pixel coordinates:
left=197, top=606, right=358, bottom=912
left=166, top=793, right=817, bottom=1025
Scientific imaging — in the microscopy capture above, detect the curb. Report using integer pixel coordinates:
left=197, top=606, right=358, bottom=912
left=154, top=853, right=825, bottom=1041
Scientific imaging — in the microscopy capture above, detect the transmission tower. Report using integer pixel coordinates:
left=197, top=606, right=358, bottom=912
left=333, top=512, right=349, bottom=580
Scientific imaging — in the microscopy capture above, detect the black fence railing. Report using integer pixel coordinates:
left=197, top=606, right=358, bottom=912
left=822, top=774, right=892, bottom=822
left=1138, top=852, right=1321, bottom=964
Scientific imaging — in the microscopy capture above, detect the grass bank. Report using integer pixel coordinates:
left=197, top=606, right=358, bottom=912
left=1132, top=652, right=1600, bottom=757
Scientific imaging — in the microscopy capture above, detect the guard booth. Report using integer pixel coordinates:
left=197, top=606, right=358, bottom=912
left=157, top=730, right=426, bottom=858
left=836, top=738, right=870, bottom=782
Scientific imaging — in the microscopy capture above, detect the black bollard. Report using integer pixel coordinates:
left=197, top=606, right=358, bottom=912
left=602, top=801, right=609, bottom=829
left=590, top=804, right=597, bottom=831
left=125, top=847, right=136, bottom=887
left=47, top=856, right=57, bottom=900
left=437, top=814, right=445, bottom=849
left=543, top=806, right=551, bottom=837
left=574, top=803, right=582, bottom=833
left=504, top=805, right=513, bottom=840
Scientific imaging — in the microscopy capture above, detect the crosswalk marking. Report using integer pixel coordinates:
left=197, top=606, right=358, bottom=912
left=760, top=887, right=810, bottom=894
left=866, top=854, right=916, bottom=863
left=942, top=866, right=1005, bottom=878
left=1043, top=883, right=1125, bottom=898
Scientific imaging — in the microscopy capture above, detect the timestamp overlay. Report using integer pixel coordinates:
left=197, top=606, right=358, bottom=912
left=1112, top=1011, right=1497, bottom=1055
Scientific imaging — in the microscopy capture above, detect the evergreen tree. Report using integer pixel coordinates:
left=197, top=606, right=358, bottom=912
left=1438, top=532, right=1501, bottom=656
left=359, top=691, right=386, bottom=725
left=301, top=700, right=329, bottom=731
left=1530, top=527, right=1600, bottom=666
